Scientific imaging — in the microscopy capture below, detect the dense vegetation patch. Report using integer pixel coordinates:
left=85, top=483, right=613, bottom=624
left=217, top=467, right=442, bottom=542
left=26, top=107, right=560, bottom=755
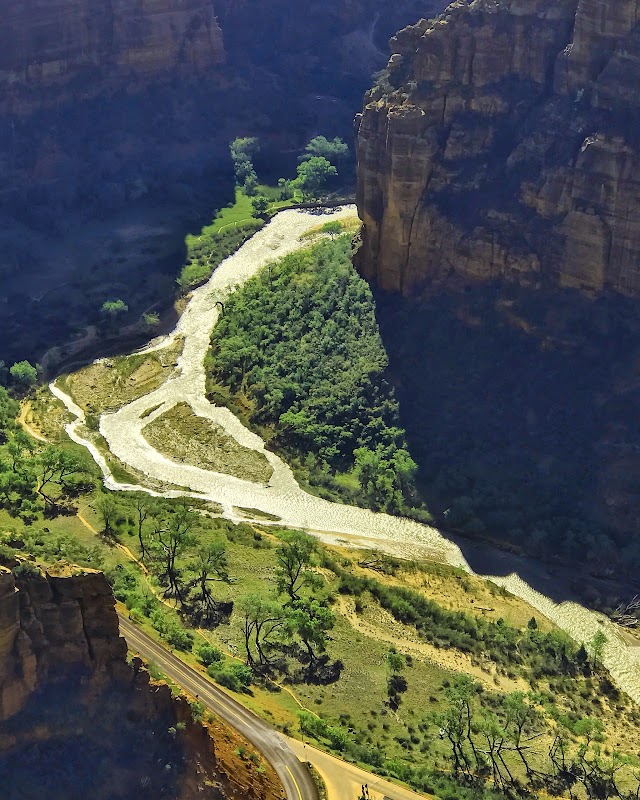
left=206, top=234, right=418, bottom=512
left=178, top=217, right=264, bottom=291
left=335, top=567, right=584, bottom=682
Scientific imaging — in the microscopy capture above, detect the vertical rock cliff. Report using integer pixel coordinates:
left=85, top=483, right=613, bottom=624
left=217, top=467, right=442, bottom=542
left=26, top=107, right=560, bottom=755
left=0, top=563, right=126, bottom=721
left=0, top=561, right=282, bottom=800
left=356, top=0, right=640, bottom=297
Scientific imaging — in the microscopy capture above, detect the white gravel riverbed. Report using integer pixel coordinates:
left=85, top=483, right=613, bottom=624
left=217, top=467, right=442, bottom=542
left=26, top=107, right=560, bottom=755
left=51, top=206, right=640, bottom=703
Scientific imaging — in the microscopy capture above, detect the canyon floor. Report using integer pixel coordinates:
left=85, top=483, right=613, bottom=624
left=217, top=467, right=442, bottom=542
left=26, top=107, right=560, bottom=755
left=48, top=207, right=640, bottom=708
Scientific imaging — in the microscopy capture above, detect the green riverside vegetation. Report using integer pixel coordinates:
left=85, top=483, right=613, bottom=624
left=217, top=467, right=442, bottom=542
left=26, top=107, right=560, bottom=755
left=206, top=233, right=420, bottom=512
left=2, top=387, right=640, bottom=800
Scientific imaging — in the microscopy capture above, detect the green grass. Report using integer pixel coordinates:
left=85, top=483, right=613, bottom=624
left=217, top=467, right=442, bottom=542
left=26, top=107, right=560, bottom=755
left=189, top=188, right=256, bottom=239
left=188, top=185, right=292, bottom=240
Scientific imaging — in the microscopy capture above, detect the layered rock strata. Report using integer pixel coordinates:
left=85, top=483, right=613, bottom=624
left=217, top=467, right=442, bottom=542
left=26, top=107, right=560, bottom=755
left=0, top=562, right=126, bottom=721
left=356, top=0, right=640, bottom=297
left=0, top=561, right=281, bottom=800
left=0, top=0, right=224, bottom=113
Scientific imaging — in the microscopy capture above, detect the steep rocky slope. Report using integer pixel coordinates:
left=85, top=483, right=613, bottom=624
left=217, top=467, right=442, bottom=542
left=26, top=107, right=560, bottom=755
left=356, top=0, right=640, bottom=297
left=0, top=560, right=281, bottom=800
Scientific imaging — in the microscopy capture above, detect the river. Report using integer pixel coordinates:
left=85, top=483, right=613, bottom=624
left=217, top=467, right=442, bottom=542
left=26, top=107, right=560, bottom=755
left=50, top=206, right=640, bottom=703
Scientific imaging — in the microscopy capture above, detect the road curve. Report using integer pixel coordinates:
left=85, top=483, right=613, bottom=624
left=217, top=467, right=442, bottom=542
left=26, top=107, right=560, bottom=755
left=287, top=739, right=427, bottom=800
left=118, top=615, right=317, bottom=800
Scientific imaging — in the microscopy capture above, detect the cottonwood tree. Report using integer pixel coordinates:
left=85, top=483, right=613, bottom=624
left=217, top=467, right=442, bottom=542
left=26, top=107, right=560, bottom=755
left=101, top=299, right=128, bottom=318
left=149, top=502, right=199, bottom=604
left=292, top=157, right=337, bottom=201
left=436, top=676, right=481, bottom=778
left=38, top=446, right=89, bottom=507
left=187, top=541, right=230, bottom=624
left=302, top=136, right=349, bottom=166
left=286, top=599, right=335, bottom=665
left=503, top=691, right=542, bottom=779
left=130, top=492, right=156, bottom=561
left=0, top=387, right=19, bottom=443
left=386, top=648, right=407, bottom=710
left=7, top=430, right=35, bottom=474
left=240, top=595, right=286, bottom=669
left=588, top=630, right=608, bottom=669
left=275, top=531, right=320, bottom=604
left=9, top=360, right=38, bottom=390
left=95, top=493, right=118, bottom=537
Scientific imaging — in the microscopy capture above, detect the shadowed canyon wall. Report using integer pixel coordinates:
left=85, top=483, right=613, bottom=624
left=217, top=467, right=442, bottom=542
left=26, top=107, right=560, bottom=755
left=356, top=0, right=640, bottom=297
left=0, top=0, right=225, bottom=115
left=0, top=0, right=448, bottom=366
left=0, top=561, right=281, bottom=800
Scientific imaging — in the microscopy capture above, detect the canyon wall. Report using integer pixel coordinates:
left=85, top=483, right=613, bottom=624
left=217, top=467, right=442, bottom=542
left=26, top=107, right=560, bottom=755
left=0, top=561, right=281, bottom=800
left=0, top=562, right=126, bottom=721
left=356, top=0, right=640, bottom=297
left=0, top=0, right=225, bottom=114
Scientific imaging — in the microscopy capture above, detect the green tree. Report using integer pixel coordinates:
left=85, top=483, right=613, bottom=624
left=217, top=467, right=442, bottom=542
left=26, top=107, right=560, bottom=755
left=187, top=540, right=230, bottom=623
left=141, top=312, right=160, bottom=330
left=243, top=173, right=259, bottom=196
left=7, top=430, right=35, bottom=474
left=240, top=594, right=286, bottom=668
left=321, top=221, right=343, bottom=239
left=386, top=648, right=407, bottom=710
left=251, top=195, right=270, bottom=216
left=230, top=137, right=260, bottom=164
left=355, top=447, right=401, bottom=512
left=277, top=177, right=293, bottom=200
left=0, top=387, right=19, bottom=441
left=275, top=531, right=319, bottom=604
left=130, top=492, right=155, bottom=561
left=101, top=299, right=128, bottom=318
left=195, top=643, right=224, bottom=667
left=9, top=361, right=38, bottom=389
left=503, top=691, right=541, bottom=778
left=230, top=137, right=260, bottom=187
left=95, top=493, right=118, bottom=537
left=588, top=630, right=607, bottom=669
left=38, top=446, right=89, bottom=507
left=292, top=157, right=337, bottom=201
left=436, top=676, right=481, bottom=778
left=302, top=136, right=349, bottom=166
left=149, top=502, right=199, bottom=604
left=287, top=599, right=335, bottom=664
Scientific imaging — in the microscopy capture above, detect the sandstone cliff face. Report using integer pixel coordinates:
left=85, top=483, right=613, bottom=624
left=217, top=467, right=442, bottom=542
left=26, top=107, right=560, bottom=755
left=0, top=563, right=126, bottom=722
left=0, top=0, right=224, bottom=113
left=0, top=561, right=282, bottom=800
left=356, top=0, right=640, bottom=297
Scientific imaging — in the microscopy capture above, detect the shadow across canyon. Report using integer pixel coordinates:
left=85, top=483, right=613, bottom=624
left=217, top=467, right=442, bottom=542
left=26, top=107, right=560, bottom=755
left=376, top=283, right=640, bottom=607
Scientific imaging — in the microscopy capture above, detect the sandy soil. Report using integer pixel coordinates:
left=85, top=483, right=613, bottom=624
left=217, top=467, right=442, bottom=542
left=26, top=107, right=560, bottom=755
left=142, top=402, right=273, bottom=483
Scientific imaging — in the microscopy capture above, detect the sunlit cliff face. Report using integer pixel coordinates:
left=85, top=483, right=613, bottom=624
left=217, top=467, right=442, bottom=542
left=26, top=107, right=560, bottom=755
left=356, top=0, right=640, bottom=298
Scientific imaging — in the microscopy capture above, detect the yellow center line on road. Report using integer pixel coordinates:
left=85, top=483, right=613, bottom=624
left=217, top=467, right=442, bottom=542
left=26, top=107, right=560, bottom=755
left=122, top=627, right=246, bottom=725
left=286, top=766, right=303, bottom=800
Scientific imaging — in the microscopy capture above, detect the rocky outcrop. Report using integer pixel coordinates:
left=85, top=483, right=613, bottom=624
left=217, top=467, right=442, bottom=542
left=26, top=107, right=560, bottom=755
left=0, top=562, right=126, bottom=722
left=0, top=561, right=282, bottom=800
left=0, top=0, right=224, bottom=114
left=356, top=0, right=640, bottom=297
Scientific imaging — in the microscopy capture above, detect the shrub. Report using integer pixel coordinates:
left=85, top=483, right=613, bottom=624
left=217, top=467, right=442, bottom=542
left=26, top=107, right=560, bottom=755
left=196, top=643, right=224, bottom=667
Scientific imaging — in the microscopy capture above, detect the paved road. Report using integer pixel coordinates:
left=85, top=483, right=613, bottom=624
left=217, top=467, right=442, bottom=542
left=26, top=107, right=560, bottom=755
left=288, top=739, right=427, bottom=800
left=118, top=615, right=317, bottom=800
